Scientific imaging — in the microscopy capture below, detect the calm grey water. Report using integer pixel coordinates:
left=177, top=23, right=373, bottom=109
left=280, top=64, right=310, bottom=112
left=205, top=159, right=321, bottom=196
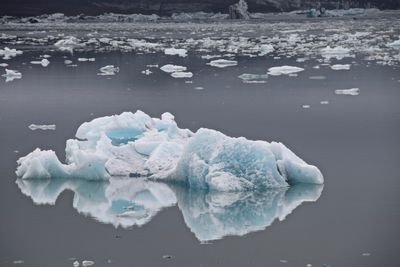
left=0, top=50, right=399, bottom=267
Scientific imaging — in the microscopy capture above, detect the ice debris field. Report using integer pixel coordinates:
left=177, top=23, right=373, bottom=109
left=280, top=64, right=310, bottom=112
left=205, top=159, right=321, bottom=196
left=16, top=111, right=323, bottom=191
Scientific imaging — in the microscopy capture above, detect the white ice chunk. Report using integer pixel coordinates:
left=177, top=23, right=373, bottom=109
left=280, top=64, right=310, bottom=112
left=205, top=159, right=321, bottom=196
left=330, top=64, right=351, bottom=70
left=54, top=36, right=83, bottom=53
left=164, top=48, right=187, bottom=57
left=321, top=46, right=351, bottom=60
left=0, top=47, right=23, bottom=60
left=335, top=88, right=360, bottom=95
left=207, top=59, right=238, bottom=68
left=258, top=44, right=274, bottom=56
left=387, top=39, right=400, bottom=49
left=2, top=69, right=22, bottom=82
left=98, top=65, right=119, bottom=76
left=30, top=58, right=50, bottom=67
left=160, top=64, right=187, bottom=73
left=267, top=66, right=304, bottom=76
left=28, top=124, right=56, bottom=130
left=171, top=72, right=193, bottom=78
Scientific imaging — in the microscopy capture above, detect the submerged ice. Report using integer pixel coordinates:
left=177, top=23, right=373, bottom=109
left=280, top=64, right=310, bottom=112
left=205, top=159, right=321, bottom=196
left=16, top=111, right=323, bottom=191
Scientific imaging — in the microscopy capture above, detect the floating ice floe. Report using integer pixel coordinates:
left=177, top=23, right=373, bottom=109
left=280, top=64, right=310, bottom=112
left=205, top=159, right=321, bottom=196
left=387, top=39, right=400, bottom=49
left=164, top=48, right=188, bottom=57
left=141, top=69, right=152, bottom=75
left=160, top=64, right=187, bottom=73
left=2, top=69, right=22, bottom=82
left=77, top=58, right=95, bottom=62
left=30, top=58, right=50, bottom=67
left=320, top=46, right=351, bottom=60
left=207, top=59, right=238, bottom=68
left=330, top=64, right=351, bottom=70
left=28, top=124, right=56, bottom=131
left=16, top=110, right=324, bottom=191
left=238, top=73, right=268, bottom=83
left=267, top=66, right=304, bottom=76
left=0, top=47, right=23, bottom=60
left=98, top=65, right=119, bottom=76
left=16, top=177, right=322, bottom=241
left=320, top=101, right=329, bottom=104
left=171, top=72, right=193, bottom=78
left=82, top=260, right=94, bottom=267
left=0, top=63, right=8, bottom=67
left=54, top=36, right=83, bottom=53
left=258, top=44, right=274, bottom=56
left=335, top=88, right=360, bottom=96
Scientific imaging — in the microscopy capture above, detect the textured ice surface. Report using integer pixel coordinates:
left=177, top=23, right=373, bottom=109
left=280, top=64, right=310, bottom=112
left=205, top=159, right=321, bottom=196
left=331, top=64, right=351, bottom=70
left=267, top=66, right=304, bottom=76
left=28, top=124, right=56, bottom=131
left=320, top=46, right=351, bottom=60
left=171, top=72, right=193, bottom=78
left=160, top=64, right=187, bottom=73
left=16, top=111, right=323, bottom=191
left=164, top=48, right=187, bottom=57
left=16, top=178, right=322, bottom=241
left=98, top=65, right=119, bottom=76
left=0, top=47, right=23, bottom=60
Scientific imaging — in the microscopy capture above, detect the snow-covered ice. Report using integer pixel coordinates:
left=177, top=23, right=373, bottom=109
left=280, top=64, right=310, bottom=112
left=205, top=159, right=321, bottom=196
left=321, top=46, right=351, bottom=60
left=171, top=72, right=193, bottom=78
left=16, top=111, right=323, bottom=191
left=335, top=88, right=360, bottom=96
left=267, top=66, right=304, bottom=76
left=2, top=69, right=22, bottom=82
left=207, top=59, right=238, bottom=68
left=387, top=39, right=400, bottom=49
left=160, top=64, right=187, bottom=73
left=54, top=36, right=82, bottom=53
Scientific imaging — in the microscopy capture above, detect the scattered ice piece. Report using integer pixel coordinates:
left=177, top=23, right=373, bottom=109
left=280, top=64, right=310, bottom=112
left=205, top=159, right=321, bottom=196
left=16, top=111, right=324, bottom=189
left=0, top=47, right=23, bottom=60
left=280, top=259, right=288, bottom=263
left=146, top=64, right=158, bottom=68
left=238, top=73, right=268, bottom=81
left=162, top=255, right=173, bottom=259
left=321, top=46, right=351, bottom=60
left=164, top=48, right=187, bottom=57
left=82, top=260, right=94, bottom=267
left=0, top=63, right=8, bottom=67
left=309, top=76, right=326, bottom=80
left=362, top=253, right=371, bottom=256
left=320, top=101, right=329, bottom=104
left=312, top=65, right=320, bottom=69
left=98, top=65, right=119, bottom=76
left=207, top=59, right=238, bottom=68
left=302, top=105, right=311, bottom=109
left=335, top=88, right=359, bottom=96
left=41, top=54, right=51, bottom=58
left=73, top=261, right=80, bottom=267
left=28, top=124, right=56, bottom=131
left=306, top=264, right=312, bottom=267
left=141, top=69, right=152, bottom=75
left=160, top=64, right=187, bottom=73
left=13, top=260, right=24, bottom=264
left=30, top=59, right=50, bottom=67
left=229, top=0, right=250, bottom=19
left=194, top=86, right=204, bottom=90
left=331, top=64, right=351, bottom=70
left=2, top=69, right=22, bottom=82
left=267, top=66, right=304, bottom=76
left=171, top=72, right=193, bottom=78
left=185, top=80, right=193, bottom=84
left=78, top=58, right=95, bottom=62
left=64, top=60, right=73, bottom=65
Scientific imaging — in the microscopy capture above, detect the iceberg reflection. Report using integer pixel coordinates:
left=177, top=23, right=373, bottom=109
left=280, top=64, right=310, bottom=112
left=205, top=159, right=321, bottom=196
left=16, top=178, right=322, bottom=241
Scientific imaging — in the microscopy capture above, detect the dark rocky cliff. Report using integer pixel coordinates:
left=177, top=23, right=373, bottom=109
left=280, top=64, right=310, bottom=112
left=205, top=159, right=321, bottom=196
left=1, top=0, right=399, bottom=17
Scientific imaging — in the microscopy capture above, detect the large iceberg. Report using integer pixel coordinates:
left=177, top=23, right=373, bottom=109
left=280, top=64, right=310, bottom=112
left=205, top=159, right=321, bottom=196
left=16, top=178, right=323, bottom=241
left=16, top=111, right=323, bottom=191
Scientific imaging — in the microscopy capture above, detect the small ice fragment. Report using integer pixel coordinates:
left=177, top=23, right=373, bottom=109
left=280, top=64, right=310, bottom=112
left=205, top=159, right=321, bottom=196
left=207, top=59, right=238, bottom=68
left=331, top=64, right=351, bottom=70
left=28, top=124, right=56, bottom=131
left=41, top=54, right=51, bottom=58
left=13, top=260, right=24, bottom=264
left=2, top=69, right=22, bottom=82
left=0, top=63, right=9, bottom=67
left=160, top=64, right=187, bottom=73
left=0, top=47, right=23, bottom=60
left=387, top=39, right=400, bottom=49
left=78, top=58, right=95, bottom=62
left=30, top=59, right=50, bottom=67
left=259, top=44, right=274, bottom=56
left=98, top=65, right=119, bottom=76
left=164, top=48, right=187, bottom=57
left=146, top=64, right=159, bottom=68
left=238, top=73, right=268, bottom=81
left=64, top=60, right=73, bottom=65
left=54, top=36, right=82, bottom=53
left=162, top=255, right=173, bottom=259
left=335, top=88, right=359, bottom=96
left=309, top=76, right=326, bottom=80
left=280, top=259, right=288, bottom=263
left=321, top=46, right=351, bottom=60
left=306, top=264, right=312, bottom=267
left=320, top=101, right=329, bottom=104
left=313, top=65, right=320, bottom=69
left=185, top=80, right=193, bottom=84
left=268, top=66, right=304, bottom=76
left=302, top=105, right=311, bottom=109
left=141, top=69, right=152, bottom=75
left=73, top=261, right=80, bottom=267
left=362, top=253, right=371, bottom=256
left=194, top=86, right=204, bottom=90
left=171, top=72, right=193, bottom=78
left=82, top=260, right=94, bottom=267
